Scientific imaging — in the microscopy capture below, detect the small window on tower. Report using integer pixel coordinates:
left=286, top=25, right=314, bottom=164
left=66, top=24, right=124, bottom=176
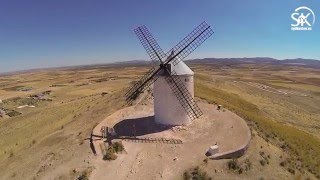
left=185, top=78, right=189, bottom=82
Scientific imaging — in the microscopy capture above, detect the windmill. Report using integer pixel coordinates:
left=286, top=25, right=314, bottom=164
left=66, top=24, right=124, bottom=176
left=126, top=22, right=214, bottom=125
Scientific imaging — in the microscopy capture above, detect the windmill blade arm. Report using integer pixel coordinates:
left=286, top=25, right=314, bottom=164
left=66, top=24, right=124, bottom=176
left=134, top=25, right=167, bottom=64
left=126, top=66, right=161, bottom=102
left=164, top=21, right=214, bottom=66
left=164, top=70, right=203, bottom=120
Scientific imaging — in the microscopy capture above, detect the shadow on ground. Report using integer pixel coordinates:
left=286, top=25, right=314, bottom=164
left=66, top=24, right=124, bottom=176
left=113, top=115, right=170, bottom=137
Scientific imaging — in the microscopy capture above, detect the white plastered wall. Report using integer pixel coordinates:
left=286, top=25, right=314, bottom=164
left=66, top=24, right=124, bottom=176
left=153, top=75, right=194, bottom=125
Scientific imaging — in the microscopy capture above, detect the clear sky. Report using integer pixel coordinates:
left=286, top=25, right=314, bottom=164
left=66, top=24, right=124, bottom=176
left=0, top=0, right=319, bottom=72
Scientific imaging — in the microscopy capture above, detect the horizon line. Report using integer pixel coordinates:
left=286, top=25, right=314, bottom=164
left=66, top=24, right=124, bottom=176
left=1, top=56, right=319, bottom=75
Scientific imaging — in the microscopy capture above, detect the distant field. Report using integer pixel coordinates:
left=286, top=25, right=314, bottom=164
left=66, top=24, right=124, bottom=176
left=268, top=82, right=320, bottom=93
left=0, top=61, right=319, bottom=179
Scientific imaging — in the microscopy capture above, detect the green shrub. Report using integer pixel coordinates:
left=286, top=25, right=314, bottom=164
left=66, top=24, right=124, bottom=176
left=244, top=158, right=252, bottom=171
left=101, top=92, right=108, bottom=96
left=9, top=151, right=14, bottom=158
left=227, top=159, right=239, bottom=170
left=227, top=158, right=251, bottom=174
left=77, top=171, right=89, bottom=180
left=6, top=110, right=21, bottom=117
left=103, top=148, right=117, bottom=161
left=183, top=166, right=211, bottom=180
left=183, top=171, right=191, bottom=180
left=203, top=158, right=208, bottom=165
left=102, top=141, right=125, bottom=161
left=112, top=141, right=124, bottom=153
left=287, top=167, right=295, bottom=174
left=260, top=160, right=266, bottom=166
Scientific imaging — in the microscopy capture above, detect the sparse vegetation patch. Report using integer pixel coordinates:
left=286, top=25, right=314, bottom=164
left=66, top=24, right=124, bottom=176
left=2, top=86, right=32, bottom=91
left=0, top=108, right=21, bottom=117
left=102, top=141, right=125, bottom=161
left=227, top=158, right=251, bottom=174
left=183, top=166, right=212, bottom=180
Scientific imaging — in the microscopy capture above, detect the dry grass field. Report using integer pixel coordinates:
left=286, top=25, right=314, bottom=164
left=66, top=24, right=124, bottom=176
left=0, top=60, right=319, bottom=179
left=192, top=61, right=320, bottom=179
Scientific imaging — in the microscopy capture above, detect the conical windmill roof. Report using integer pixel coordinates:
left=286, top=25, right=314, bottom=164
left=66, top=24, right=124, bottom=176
left=170, top=60, right=194, bottom=76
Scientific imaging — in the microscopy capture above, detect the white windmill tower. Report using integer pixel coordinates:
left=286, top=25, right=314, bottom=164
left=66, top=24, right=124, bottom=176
left=154, top=53, right=195, bottom=125
left=126, top=22, right=213, bottom=125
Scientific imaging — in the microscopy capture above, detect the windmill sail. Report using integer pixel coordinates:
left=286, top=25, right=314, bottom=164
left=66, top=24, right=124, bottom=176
left=164, top=21, right=214, bottom=66
left=164, top=69, right=203, bottom=120
left=126, top=26, right=167, bottom=101
left=125, top=67, right=160, bottom=102
left=134, top=25, right=167, bottom=64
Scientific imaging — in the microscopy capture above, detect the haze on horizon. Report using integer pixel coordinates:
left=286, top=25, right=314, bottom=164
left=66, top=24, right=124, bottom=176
left=0, top=0, right=319, bottom=73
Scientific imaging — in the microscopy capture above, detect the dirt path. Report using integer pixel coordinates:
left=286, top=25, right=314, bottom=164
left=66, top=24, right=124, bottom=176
left=232, top=81, right=308, bottom=97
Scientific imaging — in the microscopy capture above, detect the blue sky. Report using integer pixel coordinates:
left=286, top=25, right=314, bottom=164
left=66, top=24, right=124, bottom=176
left=0, top=0, right=319, bottom=72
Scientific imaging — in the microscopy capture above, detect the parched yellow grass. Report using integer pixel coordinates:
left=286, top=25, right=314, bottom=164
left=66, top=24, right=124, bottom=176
left=67, top=89, right=100, bottom=96
left=269, top=82, right=320, bottom=93
left=195, top=81, right=320, bottom=177
left=0, top=100, right=83, bottom=160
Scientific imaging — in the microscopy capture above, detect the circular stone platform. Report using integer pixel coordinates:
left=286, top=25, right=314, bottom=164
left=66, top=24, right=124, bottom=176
left=90, top=100, right=251, bottom=180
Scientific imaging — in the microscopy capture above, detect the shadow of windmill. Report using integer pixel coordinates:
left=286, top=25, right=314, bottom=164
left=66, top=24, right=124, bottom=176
left=112, top=116, right=183, bottom=144
left=113, top=116, right=166, bottom=136
left=85, top=116, right=183, bottom=155
left=83, top=132, right=103, bottom=156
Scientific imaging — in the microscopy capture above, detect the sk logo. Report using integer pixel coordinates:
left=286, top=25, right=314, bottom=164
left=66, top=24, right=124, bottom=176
left=291, top=6, right=315, bottom=31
